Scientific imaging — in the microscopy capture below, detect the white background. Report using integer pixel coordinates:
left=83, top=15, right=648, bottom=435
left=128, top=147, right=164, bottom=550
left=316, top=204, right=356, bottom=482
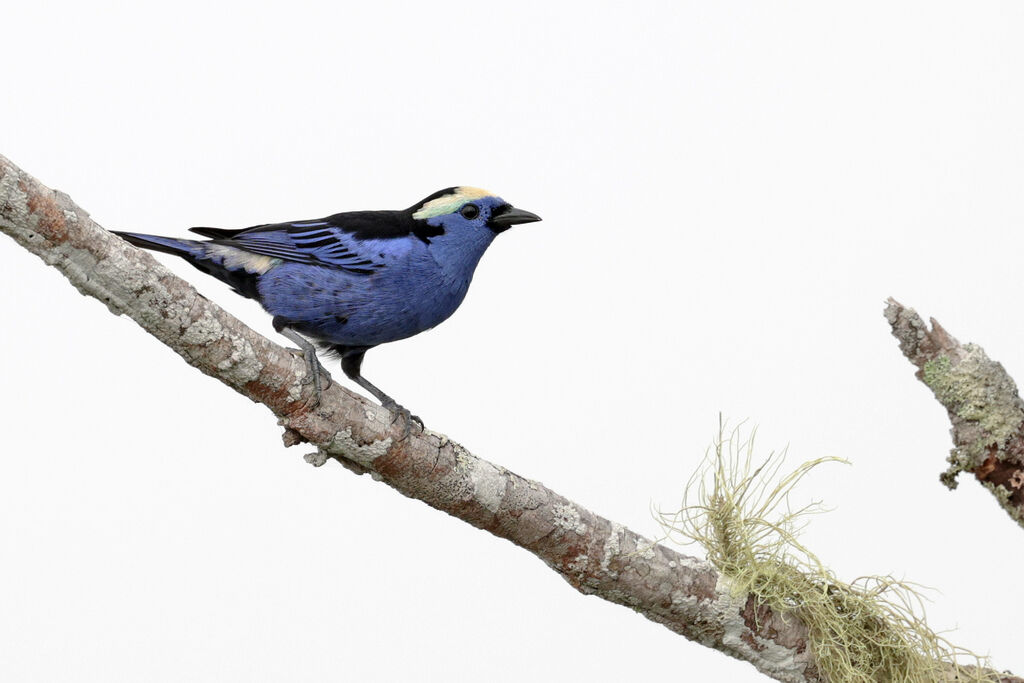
left=2, top=2, right=1023, bottom=680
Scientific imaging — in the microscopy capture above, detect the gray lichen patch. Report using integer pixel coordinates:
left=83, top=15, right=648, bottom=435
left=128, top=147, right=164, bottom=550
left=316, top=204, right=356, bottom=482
left=91, top=253, right=185, bottom=329
left=286, top=378, right=304, bottom=402
left=46, top=242, right=101, bottom=294
left=181, top=310, right=225, bottom=346
left=551, top=503, right=588, bottom=535
left=670, top=589, right=699, bottom=609
left=176, top=309, right=264, bottom=385
left=431, top=443, right=504, bottom=508
left=216, top=334, right=263, bottom=385
left=323, top=426, right=392, bottom=468
left=600, top=522, right=624, bottom=575
left=93, top=248, right=151, bottom=295
left=467, top=458, right=506, bottom=514
left=304, top=451, right=329, bottom=467
left=501, top=477, right=549, bottom=529
left=0, top=169, right=31, bottom=225
left=884, top=299, right=931, bottom=360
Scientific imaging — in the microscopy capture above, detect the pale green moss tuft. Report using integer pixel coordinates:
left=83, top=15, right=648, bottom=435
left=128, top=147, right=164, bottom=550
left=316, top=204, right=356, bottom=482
left=658, top=420, right=995, bottom=683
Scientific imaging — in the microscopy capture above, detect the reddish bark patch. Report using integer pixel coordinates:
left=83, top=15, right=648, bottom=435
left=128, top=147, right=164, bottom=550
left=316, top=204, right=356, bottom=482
left=686, top=565, right=718, bottom=603
left=741, top=593, right=807, bottom=651
left=977, top=451, right=998, bottom=479
left=975, top=449, right=1024, bottom=511
left=243, top=376, right=302, bottom=415
left=25, top=187, right=68, bottom=243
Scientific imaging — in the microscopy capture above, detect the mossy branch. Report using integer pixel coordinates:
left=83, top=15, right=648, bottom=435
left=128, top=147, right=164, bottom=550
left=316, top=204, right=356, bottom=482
left=2, top=153, right=1019, bottom=681
left=0, top=157, right=815, bottom=680
left=658, top=421, right=1007, bottom=682
left=885, top=298, right=1024, bottom=529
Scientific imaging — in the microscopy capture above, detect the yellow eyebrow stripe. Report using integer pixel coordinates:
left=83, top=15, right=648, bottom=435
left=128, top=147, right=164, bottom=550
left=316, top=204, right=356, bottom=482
left=412, top=186, right=493, bottom=219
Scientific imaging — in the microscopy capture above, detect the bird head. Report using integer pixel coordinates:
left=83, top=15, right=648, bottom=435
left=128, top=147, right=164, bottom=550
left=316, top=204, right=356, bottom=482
left=410, top=187, right=541, bottom=236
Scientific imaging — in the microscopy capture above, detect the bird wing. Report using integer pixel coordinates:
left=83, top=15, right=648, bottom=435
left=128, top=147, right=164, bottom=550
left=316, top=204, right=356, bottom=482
left=192, top=220, right=389, bottom=275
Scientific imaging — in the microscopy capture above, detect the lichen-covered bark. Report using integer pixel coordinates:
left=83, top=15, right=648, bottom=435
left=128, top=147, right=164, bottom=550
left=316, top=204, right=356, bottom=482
left=3, top=154, right=1019, bottom=682
left=885, top=298, right=1024, bottom=529
left=0, top=153, right=823, bottom=681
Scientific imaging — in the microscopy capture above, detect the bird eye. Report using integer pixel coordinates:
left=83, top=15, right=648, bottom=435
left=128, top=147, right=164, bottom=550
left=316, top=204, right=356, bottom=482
left=460, top=203, right=480, bottom=220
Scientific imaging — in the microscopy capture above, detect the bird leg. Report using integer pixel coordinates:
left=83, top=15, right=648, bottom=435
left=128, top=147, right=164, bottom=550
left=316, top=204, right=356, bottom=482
left=276, top=324, right=332, bottom=405
left=340, top=349, right=423, bottom=438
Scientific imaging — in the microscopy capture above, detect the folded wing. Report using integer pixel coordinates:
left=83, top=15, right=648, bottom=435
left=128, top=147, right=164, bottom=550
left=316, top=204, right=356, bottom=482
left=191, top=219, right=388, bottom=276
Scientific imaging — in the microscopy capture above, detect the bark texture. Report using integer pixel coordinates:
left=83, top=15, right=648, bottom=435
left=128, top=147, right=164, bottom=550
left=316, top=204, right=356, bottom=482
left=1, top=154, right=1017, bottom=681
left=886, top=298, right=1024, bottom=530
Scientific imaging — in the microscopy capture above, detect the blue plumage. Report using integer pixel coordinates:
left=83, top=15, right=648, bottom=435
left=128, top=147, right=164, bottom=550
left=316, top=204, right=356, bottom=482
left=114, top=187, right=541, bottom=429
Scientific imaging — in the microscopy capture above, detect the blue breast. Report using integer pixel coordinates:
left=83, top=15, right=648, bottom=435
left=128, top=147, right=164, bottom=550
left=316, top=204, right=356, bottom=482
left=254, top=245, right=473, bottom=347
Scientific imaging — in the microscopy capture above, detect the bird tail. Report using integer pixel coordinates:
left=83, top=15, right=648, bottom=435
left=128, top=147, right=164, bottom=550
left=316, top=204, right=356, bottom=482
left=113, top=231, right=207, bottom=258
left=112, top=231, right=265, bottom=299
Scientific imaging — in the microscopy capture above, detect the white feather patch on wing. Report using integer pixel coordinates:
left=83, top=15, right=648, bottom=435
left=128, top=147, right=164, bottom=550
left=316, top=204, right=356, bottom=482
left=412, top=186, right=494, bottom=219
left=206, top=244, right=281, bottom=274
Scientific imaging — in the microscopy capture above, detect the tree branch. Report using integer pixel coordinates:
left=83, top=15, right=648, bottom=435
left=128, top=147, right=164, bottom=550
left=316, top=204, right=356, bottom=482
left=886, top=298, right=1024, bottom=530
left=2, top=154, right=1017, bottom=681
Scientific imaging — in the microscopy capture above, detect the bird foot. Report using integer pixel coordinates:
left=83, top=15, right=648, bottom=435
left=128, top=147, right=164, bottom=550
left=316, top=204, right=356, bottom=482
left=381, top=399, right=424, bottom=439
left=288, top=347, right=333, bottom=407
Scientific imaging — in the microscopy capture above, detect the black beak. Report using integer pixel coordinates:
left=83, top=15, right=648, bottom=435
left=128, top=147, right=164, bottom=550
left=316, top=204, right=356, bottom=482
left=489, top=205, right=542, bottom=233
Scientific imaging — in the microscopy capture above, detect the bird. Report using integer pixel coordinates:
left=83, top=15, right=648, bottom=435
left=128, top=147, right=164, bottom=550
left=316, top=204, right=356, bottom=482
left=114, top=186, right=541, bottom=431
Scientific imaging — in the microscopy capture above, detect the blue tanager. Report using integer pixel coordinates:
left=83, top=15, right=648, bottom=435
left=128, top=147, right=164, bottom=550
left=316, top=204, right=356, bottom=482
left=115, top=187, right=541, bottom=431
